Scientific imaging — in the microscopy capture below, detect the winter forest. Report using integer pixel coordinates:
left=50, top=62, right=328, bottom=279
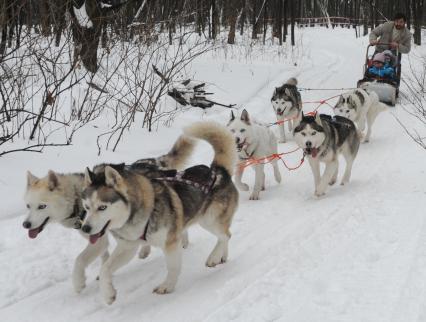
left=1, top=1, right=426, bottom=322
left=1, top=0, right=425, bottom=154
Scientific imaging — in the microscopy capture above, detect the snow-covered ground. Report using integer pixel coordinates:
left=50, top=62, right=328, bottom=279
left=1, top=27, right=426, bottom=322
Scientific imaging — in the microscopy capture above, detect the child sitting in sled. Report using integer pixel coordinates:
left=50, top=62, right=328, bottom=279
left=367, top=52, right=395, bottom=79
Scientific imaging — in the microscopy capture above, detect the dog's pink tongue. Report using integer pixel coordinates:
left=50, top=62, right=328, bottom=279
left=311, top=148, right=319, bottom=158
left=89, top=233, right=100, bottom=244
left=28, top=228, right=40, bottom=239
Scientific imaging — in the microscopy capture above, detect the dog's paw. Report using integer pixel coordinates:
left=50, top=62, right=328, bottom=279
left=261, top=185, right=265, bottom=191
left=329, top=178, right=337, bottom=186
left=138, top=245, right=151, bottom=259
left=206, top=254, right=227, bottom=267
left=72, top=275, right=86, bottom=293
left=153, top=283, right=175, bottom=294
left=103, top=288, right=117, bottom=305
left=362, top=138, right=370, bottom=143
left=275, top=173, right=282, bottom=183
left=249, top=192, right=260, bottom=200
left=315, top=189, right=326, bottom=197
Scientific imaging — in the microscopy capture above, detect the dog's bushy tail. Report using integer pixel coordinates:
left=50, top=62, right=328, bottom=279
left=157, top=135, right=196, bottom=170
left=286, top=77, right=298, bottom=86
left=184, top=121, right=236, bottom=175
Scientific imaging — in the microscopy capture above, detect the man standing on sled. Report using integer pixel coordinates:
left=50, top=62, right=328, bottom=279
left=369, top=13, right=412, bottom=83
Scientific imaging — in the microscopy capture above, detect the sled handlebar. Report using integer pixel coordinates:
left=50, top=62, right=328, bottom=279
left=365, top=44, right=399, bottom=62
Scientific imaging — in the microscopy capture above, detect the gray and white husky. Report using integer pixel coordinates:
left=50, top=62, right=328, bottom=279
left=23, top=135, right=194, bottom=293
left=293, top=112, right=360, bottom=197
left=81, top=122, right=238, bottom=304
left=271, top=77, right=303, bottom=142
left=333, top=88, right=387, bottom=142
left=227, top=109, right=281, bottom=200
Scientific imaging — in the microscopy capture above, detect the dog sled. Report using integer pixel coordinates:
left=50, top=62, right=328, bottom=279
left=167, top=79, right=236, bottom=109
left=357, top=44, right=400, bottom=106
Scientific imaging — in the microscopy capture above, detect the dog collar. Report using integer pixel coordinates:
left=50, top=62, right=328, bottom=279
left=238, top=143, right=256, bottom=160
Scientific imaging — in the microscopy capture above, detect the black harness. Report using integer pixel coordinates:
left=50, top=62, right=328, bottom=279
left=154, top=166, right=217, bottom=195
left=139, top=165, right=217, bottom=241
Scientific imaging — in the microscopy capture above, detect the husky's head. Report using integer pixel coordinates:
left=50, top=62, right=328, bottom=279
left=333, top=94, right=358, bottom=121
left=81, top=166, right=131, bottom=244
left=293, top=112, right=326, bottom=158
left=227, top=109, right=255, bottom=152
left=23, top=171, right=77, bottom=239
left=271, top=86, right=296, bottom=117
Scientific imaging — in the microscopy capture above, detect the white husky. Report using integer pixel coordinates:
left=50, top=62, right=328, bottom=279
left=227, top=109, right=281, bottom=200
left=333, top=88, right=387, bottom=142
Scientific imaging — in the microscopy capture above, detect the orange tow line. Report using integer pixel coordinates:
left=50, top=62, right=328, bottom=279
left=239, top=94, right=341, bottom=171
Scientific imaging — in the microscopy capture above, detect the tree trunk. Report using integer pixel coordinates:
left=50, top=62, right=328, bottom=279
left=251, top=0, right=258, bottom=39
left=227, top=0, right=238, bottom=44
left=290, top=0, right=295, bottom=46
left=413, top=0, right=424, bottom=45
left=283, top=0, right=288, bottom=43
left=211, top=0, right=218, bottom=39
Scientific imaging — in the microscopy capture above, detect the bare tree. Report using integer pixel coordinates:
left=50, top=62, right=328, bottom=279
left=398, top=54, right=426, bottom=150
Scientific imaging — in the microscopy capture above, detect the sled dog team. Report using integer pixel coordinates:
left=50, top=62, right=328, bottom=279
left=23, top=78, right=386, bottom=304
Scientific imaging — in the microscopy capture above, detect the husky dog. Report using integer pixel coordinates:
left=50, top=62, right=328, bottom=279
left=81, top=121, right=238, bottom=304
left=271, top=77, right=303, bottom=143
left=227, top=109, right=281, bottom=200
left=293, top=113, right=360, bottom=197
left=333, top=88, right=387, bottom=142
left=23, top=135, right=194, bottom=294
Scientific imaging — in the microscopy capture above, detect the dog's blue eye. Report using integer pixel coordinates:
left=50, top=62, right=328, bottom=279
left=240, top=129, right=245, bottom=133
left=84, top=204, right=90, bottom=210
left=301, top=133, right=306, bottom=137
left=312, top=131, right=317, bottom=135
left=98, top=205, right=107, bottom=211
left=38, top=204, right=47, bottom=210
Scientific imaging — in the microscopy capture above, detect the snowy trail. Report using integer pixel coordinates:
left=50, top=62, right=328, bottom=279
left=1, top=28, right=426, bottom=322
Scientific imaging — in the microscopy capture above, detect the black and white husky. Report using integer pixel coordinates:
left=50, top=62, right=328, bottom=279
left=271, top=77, right=303, bottom=143
left=227, top=109, right=281, bottom=200
left=333, top=88, right=387, bottom=142
left=23, top=136, right=194, bottom=294
left=293, top=113, right=360, bottom=197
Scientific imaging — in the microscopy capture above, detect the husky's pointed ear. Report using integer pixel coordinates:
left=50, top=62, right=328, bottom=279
left=335, top=95, right=343, bottom=108
left=315, top=112, right=322, bottom=124
left=230, top=110, right=235, bottom=121
left=84, top=167, right=93, bottom=186
left=27, top=171, right=38, bottom=187
left=240, top=109, right=251, bottom=124
left=285, top=88, right=292, bottom=96
left=47, top=170, right=59, bottom=191
left=348, top=95, right=356, bottom=108
left=105, top=166, right=124, bottom=188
